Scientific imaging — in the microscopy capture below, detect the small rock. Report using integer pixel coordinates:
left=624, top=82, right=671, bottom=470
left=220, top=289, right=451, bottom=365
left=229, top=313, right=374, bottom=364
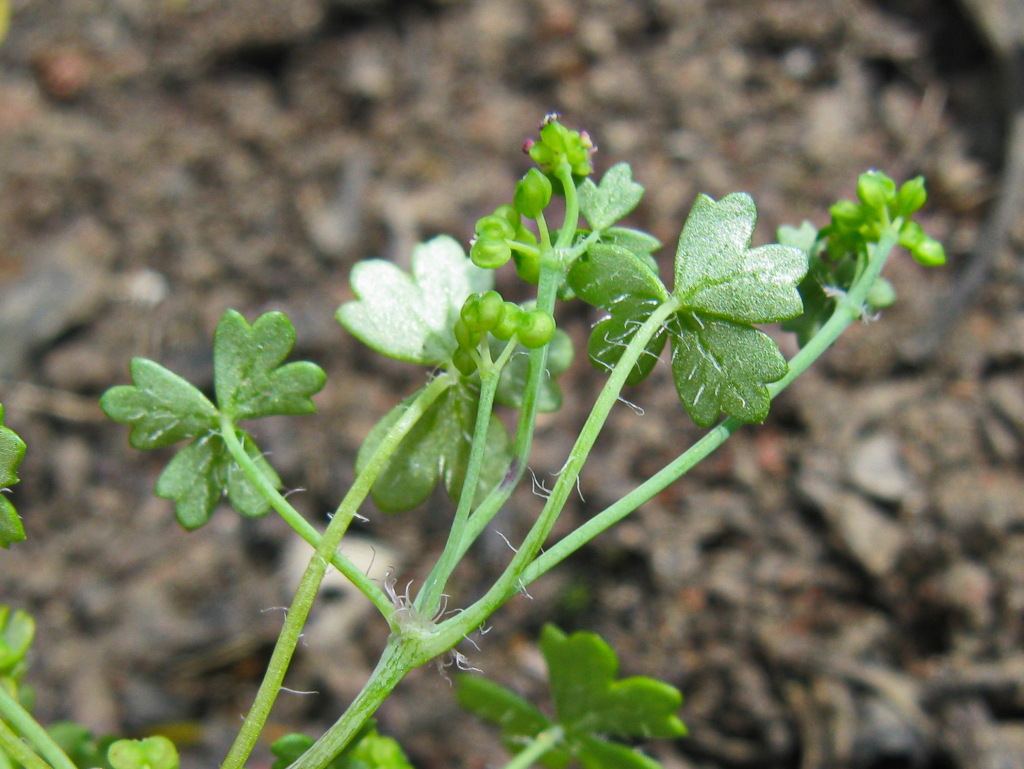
left=832, top=492, right=905, bottom=578
left=848, top=432, right=915, bottom=504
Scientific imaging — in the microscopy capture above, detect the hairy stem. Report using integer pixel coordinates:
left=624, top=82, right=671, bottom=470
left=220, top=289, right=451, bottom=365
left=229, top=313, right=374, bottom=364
left=416, top=339, right=517, bottom=615
left=520, top=229, right=900, bottom=587
left=221, top=373, right=453, bottom=769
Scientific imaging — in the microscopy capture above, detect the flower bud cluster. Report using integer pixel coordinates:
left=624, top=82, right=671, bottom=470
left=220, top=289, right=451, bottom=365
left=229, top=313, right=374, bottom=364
left=826, top=171, right=945, bottom=266
left=451, top=291, right=556, bottom=376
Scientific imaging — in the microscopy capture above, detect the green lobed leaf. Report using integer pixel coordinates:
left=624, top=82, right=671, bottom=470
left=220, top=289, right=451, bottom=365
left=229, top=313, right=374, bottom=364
left=456, top=675, right=572, bottom=769
left=493, top=329, right=574, bottom=412
left=0, top=605, right=34, bottom=675
left=213, top=310, right=326, bottom=421
left=357, top=381, right=512, bottom=513
left=575, top=735, right=667, bottom=769
left=579, top=164, right=645, bottom=231
left=567, top=243, right=669, bottom=386
left=673, top=193, right=806, bottom=324
left=155, top=430, right=281, bottom=530
left=0, top=405, right=26, bottom=548
left=107, top=736, right=178, bottom=769
left=601, top=227, right=661, bottom=274
left=667, top=193, right=807, bottom=425
left=100, top=359, right=218, bottom=450
left=338, top=235, right=492, bottom=365
left=540, top=625, right=686, bottom=741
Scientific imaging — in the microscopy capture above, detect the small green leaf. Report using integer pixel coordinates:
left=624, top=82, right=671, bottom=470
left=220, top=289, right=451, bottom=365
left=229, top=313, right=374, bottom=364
left=575, top=735, right=666, bottom=769
left=668, top=193, right=807, bottom=426
left=456, top=675, right=571, bottom=768
left=155, top=431, right=280, bottom=529
left=0, top=405, right=26, bottom=548
left=456, top=675, right=552, bottom=744
left=568, top=243, right=669, bottom=385
left=338, top=235, right=493, bottom=365
left=0, top=605, right=34, bottom=675
left=673, top=193, right=805, bottom=324
left=579, top=164, right=645, bottom=231
left=357, top=381, right=512, bottom=513
left=100, top=359, right=218, bottom=450
left=540, top=625, right=686, bottom=741
left=668, top=315, right=787, bottom=427
left=213, top=310, right=326, bottom=421
left=493, top=329, right=574, bottom=412
left=601, top=227, right=661, bottom=274
left=107, top=736, right=178, bottom=769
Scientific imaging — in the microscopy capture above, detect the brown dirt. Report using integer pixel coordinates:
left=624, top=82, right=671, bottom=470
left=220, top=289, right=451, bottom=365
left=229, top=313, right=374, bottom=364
left=2, top=1, right=1023, bottom=768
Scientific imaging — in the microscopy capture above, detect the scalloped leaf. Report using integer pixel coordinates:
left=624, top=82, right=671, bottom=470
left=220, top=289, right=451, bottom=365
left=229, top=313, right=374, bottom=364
left=338, top=235, right=492, bottom=365
left=0, top=605, right=34, bottom=675
left=579, top=164, right=645, bottom=231
left=357, top=380, right=512, bottom=513
left=459, top=626, right=684, bottom=769
left=669, top=193, right=807, bottom=426
left=107, top=737, right=178, bottom=769
left=540, top=625, right=686, bottom=740
left=213, top=310, right=326, bottom=421
left=155, top=431, right=280, bottom=530
left=100, top=359, right=218, bottom=450
left=456, top=675, right=571, bottom=769
left=0, top=405, right=26, bottom=548
left=567, top=243, right=669, bottom=385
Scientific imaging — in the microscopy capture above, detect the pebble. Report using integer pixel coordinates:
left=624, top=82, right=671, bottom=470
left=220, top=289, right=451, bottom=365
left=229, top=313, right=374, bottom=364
left=847, top=432, right=916, bottom=504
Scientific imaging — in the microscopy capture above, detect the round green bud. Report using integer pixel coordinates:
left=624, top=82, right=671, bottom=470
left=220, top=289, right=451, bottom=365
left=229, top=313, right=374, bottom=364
left=475, top=290, right=505, bottom=331
left=451, top=348, right=478, bottom=377
left=493, top=204, right=521, bottom=229
left=475, top=214, right=516, bottom=241
left=895, top=176, right=927, bottom=217
left=512, top=249, right=540, bottom=284
left=865, top=277, right=897, bottom=310
left=470, top=237, right=512, bottom=269
left=514, top=168, right=553, bottom=218
left=829, top=199, right=864, bottom=230
left=898, top=220, right=926, bottom=250
left=912, top=237, right=946, bottom=267
left=856, top=171, right=896, bottom=210
left=454, top=317, right=481, bottom=350
left=517, top=309, right=556, bottom=349
left=491, top=302, right=523, bottom=341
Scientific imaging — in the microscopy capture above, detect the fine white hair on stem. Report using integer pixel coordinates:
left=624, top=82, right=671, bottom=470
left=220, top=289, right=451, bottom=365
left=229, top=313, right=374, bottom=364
left=617, top=395, right=645, bottom=416
left=529, top=468, right=552, bottom=499
left=494, top=529, right=519, bottom=553
left=282, top=487, right=306, bottom=499
left=280, top=686, right=319, bottom=696
left=516, top=579, right=534, bottom=600
left=351, top=511, right=369, bottom=522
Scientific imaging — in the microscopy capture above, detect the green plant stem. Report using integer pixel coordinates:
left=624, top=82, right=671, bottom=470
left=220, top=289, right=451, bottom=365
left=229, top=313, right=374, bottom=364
left=416, top=339, right=517, bottom=615
left=500, top=726, right=565, bottom=769
left=0, top=718, right=49, bottom=769
left=286, top=636, right=416, bottom=769
left=220, top=427, right=393, bottom=619
left=450, top=299, right=680, bottom=633
left=0, top=687, right=77, bottom=769
left=519, top=229, right=900, bottom=588
left=221, top=373, right=452, bottom=769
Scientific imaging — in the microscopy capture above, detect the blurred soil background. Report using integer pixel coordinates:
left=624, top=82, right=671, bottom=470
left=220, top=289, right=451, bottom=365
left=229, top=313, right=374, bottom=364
left=2, top=1, right=1024, bottom=768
